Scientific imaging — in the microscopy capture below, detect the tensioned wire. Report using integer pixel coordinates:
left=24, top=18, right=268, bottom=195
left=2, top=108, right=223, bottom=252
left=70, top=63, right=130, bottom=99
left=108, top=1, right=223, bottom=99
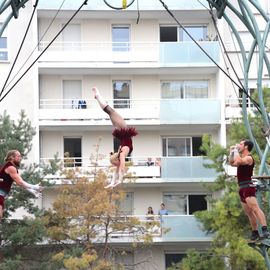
left=0, top=0, right=67, bottom=99
left=0, top=0, right=88, bottom=103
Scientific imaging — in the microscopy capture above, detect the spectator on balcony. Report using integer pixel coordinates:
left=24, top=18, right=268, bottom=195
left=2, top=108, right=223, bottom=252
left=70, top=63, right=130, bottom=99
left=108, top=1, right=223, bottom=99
left=0, top=150, right=43, bottom=219
left=158, top=203, right=168, bottom=222
left=92, top=87, right=138, bottom=188
left=229, top=139, right=270, bottom=241
left=146, top=157, right=154, bottom=166
left=146, top=206, right=155, bottom=221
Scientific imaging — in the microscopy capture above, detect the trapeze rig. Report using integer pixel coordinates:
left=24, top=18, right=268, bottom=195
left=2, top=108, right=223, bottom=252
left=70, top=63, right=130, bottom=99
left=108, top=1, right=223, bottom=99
left=206, top=0, right=270, bottom=268
left=0, top=0, right=30, bottom=37
left=103, top=0, right=135, bottom=10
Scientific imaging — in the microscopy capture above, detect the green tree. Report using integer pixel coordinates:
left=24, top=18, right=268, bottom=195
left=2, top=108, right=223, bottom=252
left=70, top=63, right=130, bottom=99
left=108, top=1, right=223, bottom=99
left=44, top=168, right=159, bottom=270
left=0, top=111, right=58, bottom=269
left=168, top=88, right=270, bottom=270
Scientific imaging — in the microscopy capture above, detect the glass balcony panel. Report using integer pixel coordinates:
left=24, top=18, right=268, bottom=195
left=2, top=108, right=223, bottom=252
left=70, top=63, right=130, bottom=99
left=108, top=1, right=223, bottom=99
left=160, top=41, right=219, bottom=65
left=161, top=157, right=216, bottom=180
left=160, top=99, right=221, bottom=124
left=162, top=215, right=211, bottom=241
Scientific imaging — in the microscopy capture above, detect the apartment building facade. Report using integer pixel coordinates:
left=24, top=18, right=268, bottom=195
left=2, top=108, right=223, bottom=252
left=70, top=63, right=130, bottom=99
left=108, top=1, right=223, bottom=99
left=1, top=0, right=269, bottom=268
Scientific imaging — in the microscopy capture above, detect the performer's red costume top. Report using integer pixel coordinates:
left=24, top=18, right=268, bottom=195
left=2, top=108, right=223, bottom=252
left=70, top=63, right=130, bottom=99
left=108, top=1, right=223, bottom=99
left=0, top=162, right=16, bottom=195
left=112, top=127, right=138, bottom=154
left=236, top=155, right=254, bottom=185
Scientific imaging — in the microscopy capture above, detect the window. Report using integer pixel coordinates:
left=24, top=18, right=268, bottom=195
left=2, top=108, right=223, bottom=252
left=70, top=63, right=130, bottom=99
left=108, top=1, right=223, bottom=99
left=162, top=136, right=205, bottom=157
left=113, top=81, right=130, bottom=108
left=163, top=193, right=208, bottom=215
left=163, top=193, right=187, bottom=214
left=64, top=137, right=82, bottom=167
left=62, top=80, right=82, bottom=109
left=184, top=81, right=208, bottom=98
left=161, top=81, right=208, bottom=99
left=160, top=25, right=207, bottom=42
left=112, top=25, right=130, bottom=51
left=62, top=23, right=81, bottom=51
left=160, top=26, right=178, bottom=42
left=189, top=195, right=207, bottom=214
left=165, top=253, right=185, bottom=268
left=179, top=26, right=207, bottom=41
left=116, top=192, right=133, bottom=215
left=0, top=23, right=8, bottom=61
left=114, top=251, right=134, bottom=270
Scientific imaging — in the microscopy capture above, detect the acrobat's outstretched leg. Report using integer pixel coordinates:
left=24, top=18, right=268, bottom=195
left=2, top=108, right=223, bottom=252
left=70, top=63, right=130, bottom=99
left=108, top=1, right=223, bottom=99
left=92, top=87, right=126, bottom=129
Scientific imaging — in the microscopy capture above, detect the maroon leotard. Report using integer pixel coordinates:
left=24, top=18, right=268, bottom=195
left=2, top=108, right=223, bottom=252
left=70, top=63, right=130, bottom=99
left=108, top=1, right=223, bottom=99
left=112, top=127, right=138, bottom=154
left=237, top=156, right=256, bottom=203
left=0, top=162, right=16, bottom=207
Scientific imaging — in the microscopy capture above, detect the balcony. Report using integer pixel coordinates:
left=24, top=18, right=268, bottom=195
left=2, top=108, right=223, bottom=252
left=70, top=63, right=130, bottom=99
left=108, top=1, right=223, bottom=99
left=38, top=41, right=219, bottom=70
left=39, top=98, right=160, bottom=126
left=159, top=41, right=219, bottom=67
left=94, top=215, right=211, bottom=243
left=39, top=98, right=221, bottom=126
left=161, top=157, right=216, bottom=182
left=161, top=215, right=211, bottom=242
left=160, top=98, right=221, bottom=124
left=40, top=156, right=217, bottom=183
left=225, top=98, right=255, bottom=121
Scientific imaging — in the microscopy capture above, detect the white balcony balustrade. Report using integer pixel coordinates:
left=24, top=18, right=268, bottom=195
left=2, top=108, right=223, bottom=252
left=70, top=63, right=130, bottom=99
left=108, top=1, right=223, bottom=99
left=225, top=98, right=255, bottom=120
left=40, top=155, right=216, bottom=183
left=38, top=42, right=159, bottom=64
left=39, top=98, right=222, bottom=125
left=39, top=98, right=160, bottom=123
left=38, top=41, right=219, bottom=67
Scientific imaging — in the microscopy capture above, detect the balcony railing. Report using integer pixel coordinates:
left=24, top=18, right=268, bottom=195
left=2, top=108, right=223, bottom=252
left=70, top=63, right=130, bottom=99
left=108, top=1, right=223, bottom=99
left=162, top=215, right=211, bottom=241
left=160, top=41, right=219, bottom=66
left=106, top=215, right=211, bottom=243
left=38, top=41, right=219, bottom=67
left=39, top=98, right=220, bottom=124
left=40, top=156, right=216, bottom=183
left=160, top=98, right=221, bottom=124
left=95, top=215, right=211, bottom=243
left=161, top=157, right=216, bottom=181
left=225, top=98, right=255, bottom=120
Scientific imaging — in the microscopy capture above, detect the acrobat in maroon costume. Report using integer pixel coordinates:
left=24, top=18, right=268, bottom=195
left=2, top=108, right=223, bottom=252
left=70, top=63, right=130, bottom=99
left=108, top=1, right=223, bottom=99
left=112, top=127, right=138, bottom=155
left=93, top=87, right=138, bottom=187
left=237, top=156, right=256, bottom=203
left=0, top=162, right=17, bottom=208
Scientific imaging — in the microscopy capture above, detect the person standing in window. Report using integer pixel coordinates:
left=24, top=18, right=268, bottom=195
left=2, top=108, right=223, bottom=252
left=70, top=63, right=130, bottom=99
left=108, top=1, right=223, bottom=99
left=229, top=139, right=270, bottom=241
left=92, top=87, right=138, bottom=188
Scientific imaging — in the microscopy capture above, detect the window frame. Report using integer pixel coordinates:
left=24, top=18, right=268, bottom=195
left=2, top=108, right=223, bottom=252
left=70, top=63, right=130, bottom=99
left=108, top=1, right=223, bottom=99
left=162, top=136, right=205, bottom=157
left=111, top=24, right=130, bottom=52
left=160, top=24, right=208, bottom=42
left=0, top=23, right=8, bottom=62
left=163, top=192, right=209, bottom=215
left=161, top=80, right=209, bottom=99
left=112, top=80, right=131, bottom=108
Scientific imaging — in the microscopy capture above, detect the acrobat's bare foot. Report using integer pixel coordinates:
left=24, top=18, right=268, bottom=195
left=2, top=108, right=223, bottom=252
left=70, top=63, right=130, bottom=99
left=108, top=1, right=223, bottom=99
left=92, top=87, right=100, bottom=99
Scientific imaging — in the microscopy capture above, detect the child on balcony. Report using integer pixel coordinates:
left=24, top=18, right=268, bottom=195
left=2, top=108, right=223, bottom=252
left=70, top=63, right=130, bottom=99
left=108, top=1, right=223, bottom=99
left=92, top=87, right=138, bottom=188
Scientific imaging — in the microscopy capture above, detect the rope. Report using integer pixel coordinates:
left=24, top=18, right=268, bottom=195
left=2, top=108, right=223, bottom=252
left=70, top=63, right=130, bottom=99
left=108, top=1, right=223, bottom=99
left=0, top=0, right=88, bottom=103
left=0, top=0, right=39, bottom=99
left=0, top=0, right=67, bottom=95
left=158, top=0, right=264, bottom=115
